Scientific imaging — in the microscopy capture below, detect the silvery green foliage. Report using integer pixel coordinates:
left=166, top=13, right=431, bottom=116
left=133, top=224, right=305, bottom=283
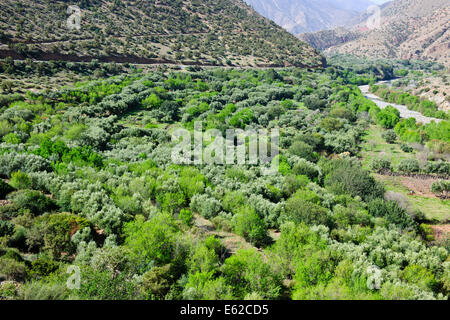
left=32, top=118, right=52, bottom=133
left=230, top=89, right=248, bottom=102
left=309, top=225, right=331, bottom=241
left=74, top=241, right=98, bottom=266
left=80, top=116, right=120, bottom=150
left=324, top=129, right=359, bottom=154
left=190, top=193, right=222, bottom=219
left=149, top=145, right=173, bottom=168
left=246, top=194, right=284, bottom=228
left=0, top=152, right=51, bottom=177
left=0, top=106, right=34, bottom=122
left=330, top=227, right=448, bottom=298
left=103, top=234, right=118, bottom=248
left=380, top=281, right=443, bottom=300
left=0, top=142, right=28, bottom=152
left=57, top=180, right=88, bottom=210
left=70, top=182, right=127, bottom=234
left=27, top=171, right=63, bottom=195
left=84, top=85, right=151, bottom=117
left=103, top=137, right=155, bottom=162
left=307, top=183, right=335, bottom=209
left=200, top=165, right=226, bottom=185
left=71, top=227, right=93, bottom=247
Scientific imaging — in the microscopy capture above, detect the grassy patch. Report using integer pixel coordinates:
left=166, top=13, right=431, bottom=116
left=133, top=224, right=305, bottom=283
left=377, top=175, right=449, bottom=222
left=361, top=125, right=416, bottom=169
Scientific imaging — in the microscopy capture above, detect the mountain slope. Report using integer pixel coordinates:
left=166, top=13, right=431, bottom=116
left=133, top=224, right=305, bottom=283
left=0, top=0, right=325, bottom=68
left=299, top=0, right=450, bottom=66
left=243, top=0, right=374, bottom=34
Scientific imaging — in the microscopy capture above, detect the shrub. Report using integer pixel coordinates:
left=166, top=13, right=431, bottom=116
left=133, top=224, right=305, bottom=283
left=182, top=272, right=234, bottom=300
left=0, top=220, right=15, bottom=237
left=124, top=214, right=180, bottom=268
left=424, top=162, right=450, bottom=176
left=0, top=152, right=51, bottom=177
left=397, top=159, right=420, bottom=173
left=233, top=206, right=268, bottom=247
left=370, top=158, right=392, bottom=173
left=190, top=193, right=222, bottom=219
left=282, top=198, right=330, bottom=227
left=320, top=117, right=344, bottom=132
left=291, top=159, right=320, bottom=181
left=0, top=257, right=27, bottom=281
left=221, top=249, right=282, bottom=299
left=382, top=130, right=397, bottom=144
left=18, top=281, right=69, bottom=300
left=178, top=208, right=194, bottom=227
left=400, top=143, right=413, bottom=153
left=10, top=171, right=31, bottom=190
left=33, top=213, right=90, bottom=258
left=376, top=107, right=400, bottom=129
left=324, top=160, right=384, bottom=201
left=229, top=108, right=254, bottom=128
left=367, top=199, right=416, bottom=230
left=141, top=264, right=173, bottom=299
left=282, top=175, right=310, bottom=197
left=27, top=256, right=59, bottom=279
left=289, top=141, right=316, bottom=162
left=8, top=190, right=56, bottom=216
left=430, top=180, right=449, bottom=198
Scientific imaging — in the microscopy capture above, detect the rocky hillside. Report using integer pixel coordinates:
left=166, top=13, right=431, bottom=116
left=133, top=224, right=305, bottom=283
left=244, top=0, right=374, bottom=34
left=0, top=0, right=325, bottom=68
left=299, top=0, right=450, bottom=66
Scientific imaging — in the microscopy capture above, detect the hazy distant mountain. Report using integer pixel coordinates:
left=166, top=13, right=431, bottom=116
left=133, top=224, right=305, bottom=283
left=299, top=0, right=450, bottom=66
left=243, top=0, right=376, bottom=34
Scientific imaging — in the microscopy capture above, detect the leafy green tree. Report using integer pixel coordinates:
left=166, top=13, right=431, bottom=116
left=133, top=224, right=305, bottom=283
left=124, top=214, right=180, bottom=268
left=222, top=249, right=282, bottom=299
left=232, top=206, right=268, bottom=247
left=324, top=159, right=385, bottom=202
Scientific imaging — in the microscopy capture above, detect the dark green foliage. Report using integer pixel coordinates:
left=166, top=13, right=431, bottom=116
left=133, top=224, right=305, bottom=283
left=282, top=198, right=330, bottom=227
left=8, top=190, right=57, bottom=216
left=141, top=264, right=174, bottom=299
left=289, top=141, right=317, bottom=162
left=400, top=143, right=413, bottom=153
left=324, top=159, right=385, bottom=201
left=368, top=199, right=416, bottom=230
left=397, top=159, right=420, bottom=173
left=0, top=220, right=14, bottom=237
left=27, top=257, right=59, bottom=279
left=370, top=158, right=392, bottom=173
left=33, top=213, right=90, bottom=258
left=0, top=179, right=15, bottom=198
left=382, top=130, right=397, bottom=144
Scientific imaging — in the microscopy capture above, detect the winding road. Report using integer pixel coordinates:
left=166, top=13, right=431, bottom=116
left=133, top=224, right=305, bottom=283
left=359, top=83, right=442, bottom=124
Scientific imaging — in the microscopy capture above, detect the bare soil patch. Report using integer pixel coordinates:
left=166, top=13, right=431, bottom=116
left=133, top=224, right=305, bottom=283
left=431, top=224, right=450, bottom=242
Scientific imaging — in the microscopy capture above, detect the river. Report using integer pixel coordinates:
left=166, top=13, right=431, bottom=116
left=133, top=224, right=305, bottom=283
left=359, top=83, right=442, bottom=125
